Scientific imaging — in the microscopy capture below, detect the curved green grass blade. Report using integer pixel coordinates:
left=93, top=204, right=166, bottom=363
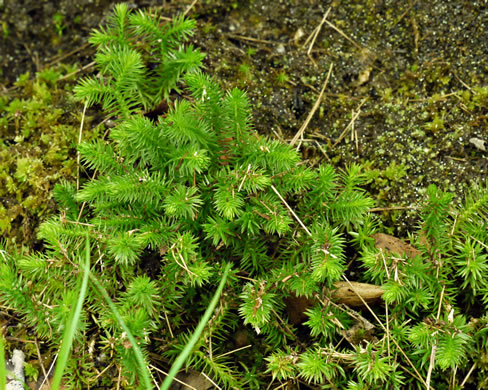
left=51, top=234, right=91, bottom=390
left=88, top=265, right=153, bottom=389
left=161, top=262, right=232, bottom=390
left=0, top=332, right=6, bottom=390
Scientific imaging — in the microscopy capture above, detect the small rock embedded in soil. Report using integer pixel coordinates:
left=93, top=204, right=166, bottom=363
left=6, top=349, right=25, bottom=390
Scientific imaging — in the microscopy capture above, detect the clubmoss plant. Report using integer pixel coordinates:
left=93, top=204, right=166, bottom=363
left=2, top=3, right=488, bottom=389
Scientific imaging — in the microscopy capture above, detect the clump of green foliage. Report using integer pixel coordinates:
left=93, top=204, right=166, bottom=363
left=2, top=3, right=488, bottom=389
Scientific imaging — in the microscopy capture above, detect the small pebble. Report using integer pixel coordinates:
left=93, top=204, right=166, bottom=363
left=6, top=350, right=25, bottom=390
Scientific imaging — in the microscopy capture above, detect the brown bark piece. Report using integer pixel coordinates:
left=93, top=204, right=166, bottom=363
left=372, top=232, right=421, bottom=259
left=332, top=281, right=384, bottom=307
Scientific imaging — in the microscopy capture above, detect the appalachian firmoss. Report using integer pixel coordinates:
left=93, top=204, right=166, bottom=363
left=2, top=2, right=488, bottom=389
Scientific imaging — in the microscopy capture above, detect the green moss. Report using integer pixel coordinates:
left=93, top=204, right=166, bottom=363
left=52, top=12, right=66, bottom=37
left=1, top=21, right=8, bottom=38
left=0, top=64, right=99, bottom=247
left=275, top=71, right=290, bottom=86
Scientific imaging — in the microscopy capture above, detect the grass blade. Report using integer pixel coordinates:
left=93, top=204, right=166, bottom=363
left=161, top=262, right=232, bottom=390
left=0, top=332, right=6, bottom=390
left=50, top=234, right=91, bottom=390
left=88, top=264, right=153, bottom=389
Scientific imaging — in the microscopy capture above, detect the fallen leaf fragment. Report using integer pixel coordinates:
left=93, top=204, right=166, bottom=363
left=372, top=232, right=421, bottom=259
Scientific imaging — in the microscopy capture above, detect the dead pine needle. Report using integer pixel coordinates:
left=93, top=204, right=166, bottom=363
left=324, top=19, right=363, bottom=51
left=290, top=63, right=333, bottom=147
left=369, top=205, right=415, bottom=212
left=216, top=345, right=252, bottom=360
left=303, top=7, right=332, bottom=66
left=341, top=275, right=429, bottom=388
left=34, top=337, right=50, bottom=389
left=385, top=303, right=390, bottom=358
left=332, top=97, right=367, bottom=148
left=271, top=185, right=311, bottom=236
left=163, top=310, right=174, bottom=338
left=183, top=0, right=198, bottom=16
left=460, top=362, right=477, bottom=388
left=59, top=60, right=96, bottom=82
left=149, top=365, right=197, bottom=390
left=426, top=342, right=437, bottom=390
left=201, top=371, right=222, bottom=390
left=271, top=184, right=339, bottom=259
